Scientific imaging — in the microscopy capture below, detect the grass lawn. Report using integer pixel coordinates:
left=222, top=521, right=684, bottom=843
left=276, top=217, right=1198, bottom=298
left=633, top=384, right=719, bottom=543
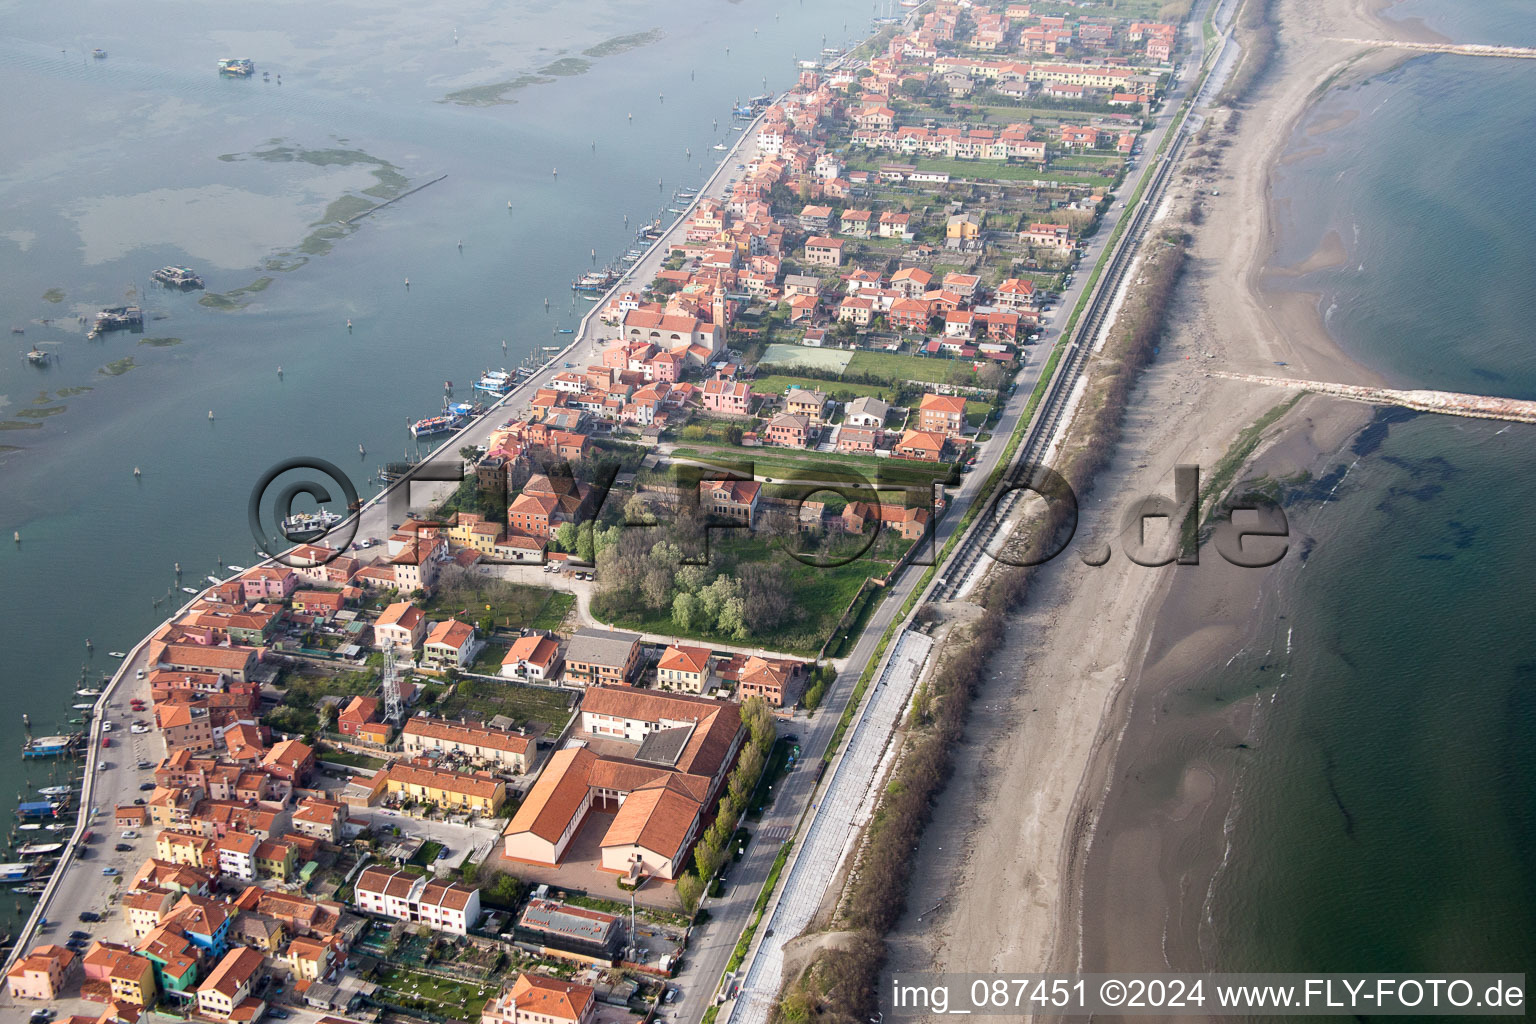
left=410, top=840, right=445, bottom=866
left=317, top=746, right=387, bottom=771
left=435, top=676, right=576, bottom=731
left=670, top=445, right=889, bottom=482
left=759, top=343, right=853, bottom=372
left=847, top=350, right=961, bottom=385
left=422, top=578, right=569, bottom=633
left=529, top=591, right=574, bottom=631
left=375, top=967, right=494, bottom=1017
left=749, top=374, right=895, bottom=401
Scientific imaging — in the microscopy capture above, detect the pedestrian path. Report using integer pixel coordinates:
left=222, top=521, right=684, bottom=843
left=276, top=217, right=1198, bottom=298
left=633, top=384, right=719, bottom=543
left=728, top=630, right=935, bottom=1024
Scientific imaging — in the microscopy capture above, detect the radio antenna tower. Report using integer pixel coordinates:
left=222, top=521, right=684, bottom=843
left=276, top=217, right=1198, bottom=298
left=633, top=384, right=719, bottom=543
left=382, top=645, right=403, bottom=722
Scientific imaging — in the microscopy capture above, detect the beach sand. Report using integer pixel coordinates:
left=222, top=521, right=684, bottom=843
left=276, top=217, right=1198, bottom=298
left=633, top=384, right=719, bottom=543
left=883, top=0, right=1432, bottom=1007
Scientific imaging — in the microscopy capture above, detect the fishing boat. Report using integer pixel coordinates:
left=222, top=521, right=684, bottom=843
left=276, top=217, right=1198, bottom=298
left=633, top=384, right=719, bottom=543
left=474, top=369, right=513, bottom=395
left=181, top=586, right=198, bottom=594
left=410, top=413, right=459, bottom=439
left=0, top=864, right=32, bottom=883
left=218, top=58, right=255, bottom=77
left=280, top=509, right=343, bottom=538
left=36, top=786, right=71, bottom=797
left=152, top=266, right=204, bottom=289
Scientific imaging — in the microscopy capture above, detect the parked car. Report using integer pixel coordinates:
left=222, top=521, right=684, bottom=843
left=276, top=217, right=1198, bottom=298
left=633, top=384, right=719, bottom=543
left=136, top=760, right=153, bottom=770
left=133, top=798, right=146, bottom=805
left=120, top=830, right=139, bottom=840
left=101, top=867, right=119, bottom=877
left=115, top=843, right=133, bottom=852
left=69, top=930, right=91, bottom=940
left=139, top=782, right=155, bottom=791
left=78, top=911, right=102, bottom=922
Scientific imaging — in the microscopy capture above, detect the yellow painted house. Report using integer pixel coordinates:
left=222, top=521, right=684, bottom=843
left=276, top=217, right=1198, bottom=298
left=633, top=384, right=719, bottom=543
left=375, top=761, right=507, bottom=816
left=256, top=839, right=297, bottom=882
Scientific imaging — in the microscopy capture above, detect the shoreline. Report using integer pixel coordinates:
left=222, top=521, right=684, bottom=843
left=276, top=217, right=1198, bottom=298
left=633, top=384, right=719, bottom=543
left=1074, top=0, right=1444, bottom=987
left=884, top=0, right=1432, bottom=1003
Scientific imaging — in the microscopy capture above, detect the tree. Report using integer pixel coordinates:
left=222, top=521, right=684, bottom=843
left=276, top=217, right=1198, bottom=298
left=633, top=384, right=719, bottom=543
left=739, top=561, right=794, bottom=633
left=672, top=591, right=703, bottom=632
left=977, top=361, right=1008, bottom=391
left=945, top=360, right=975, bottom=386
left=675, top=871, right=704, bottom=916
left=741, top=696, right=775, bottom=752
left=552, top=522, right=578, bottom=553
left=641, top=564, right=674, bottom=611
left=729, top=745, right=765, bottom=807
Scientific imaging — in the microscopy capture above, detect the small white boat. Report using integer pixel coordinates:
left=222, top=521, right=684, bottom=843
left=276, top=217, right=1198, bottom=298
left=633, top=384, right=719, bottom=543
left=76, top=688, right=101, bottom=697
left=108, top=651, right=127, bottom=658
left=712, top=143, right=727, bottom=151
left=37, top=786, right=71, bottom=797
left=226, top=565, right=246, bottom=572
left=17, top=824, right=41, bottom=832
left=206, top=575, right=222, bottom=585
left=181, top=586, right=198, bottom=594
left=73, top=703, right=94, bottom=710
left=18, top=842, right=64, bottom=857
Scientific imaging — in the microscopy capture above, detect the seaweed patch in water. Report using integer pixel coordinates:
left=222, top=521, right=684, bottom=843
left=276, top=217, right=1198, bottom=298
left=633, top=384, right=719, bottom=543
left=1350, top=405, right=1420, bottom=457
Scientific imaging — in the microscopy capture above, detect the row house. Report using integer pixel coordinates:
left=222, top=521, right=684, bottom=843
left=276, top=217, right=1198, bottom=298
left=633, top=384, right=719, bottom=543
left=354, top=867, right=482, bottom=935
left=402, top=717, right=532, bottom=772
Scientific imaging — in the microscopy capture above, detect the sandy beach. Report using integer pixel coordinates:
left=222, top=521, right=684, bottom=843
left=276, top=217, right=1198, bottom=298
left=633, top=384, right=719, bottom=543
left=884, top=0, right=1436, bottom=1006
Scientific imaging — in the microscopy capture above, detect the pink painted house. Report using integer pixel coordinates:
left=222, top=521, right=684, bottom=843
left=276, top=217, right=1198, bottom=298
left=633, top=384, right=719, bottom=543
left=702, top=377, right=752, bottom=416
left=240, top=566, right=297, bottom=602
